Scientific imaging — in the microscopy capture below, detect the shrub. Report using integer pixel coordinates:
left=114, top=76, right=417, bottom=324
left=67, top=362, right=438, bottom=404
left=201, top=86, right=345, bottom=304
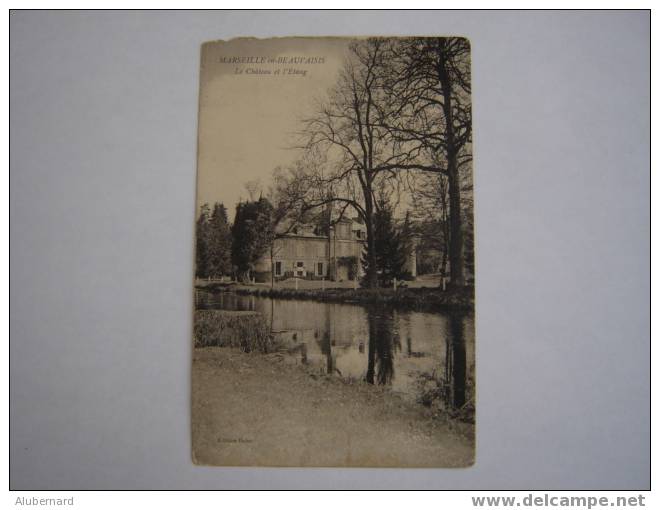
left=193, top=310, right=273, bottom=352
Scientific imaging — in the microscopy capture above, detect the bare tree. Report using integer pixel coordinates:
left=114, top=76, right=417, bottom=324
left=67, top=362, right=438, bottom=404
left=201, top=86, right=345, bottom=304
left=294, top=39, right=410, bottom=288
left=380, top=37, right=473, bottom=288
left=409, top=171, right=451, bottom=275
left=287, top=37, right=472, bottom=289
left=263, top=166, right=314, bottom=288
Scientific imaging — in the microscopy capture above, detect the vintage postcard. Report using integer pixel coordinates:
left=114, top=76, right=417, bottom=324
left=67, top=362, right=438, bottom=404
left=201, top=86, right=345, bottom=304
left=192, top=36, right=475, bottom=467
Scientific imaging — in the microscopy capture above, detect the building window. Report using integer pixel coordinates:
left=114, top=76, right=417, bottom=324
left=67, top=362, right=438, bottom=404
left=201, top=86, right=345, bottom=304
left=274, top=261, right=282, bottom=277
left=317, top=262, right=323, bottom=276
left=296, top=261, right=304, bottom=268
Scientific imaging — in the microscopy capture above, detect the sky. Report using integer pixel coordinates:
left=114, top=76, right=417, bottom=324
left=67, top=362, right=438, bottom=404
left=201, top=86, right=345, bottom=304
left=196, top=37, right=353, bottom=220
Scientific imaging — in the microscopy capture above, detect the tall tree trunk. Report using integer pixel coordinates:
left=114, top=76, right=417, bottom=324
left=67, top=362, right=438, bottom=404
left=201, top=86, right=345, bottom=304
left=438, top=38, right=465, bottom=289
left=364, top=199, right=378, bottom=288
left=449, top=312, right=466, bottom=408
left=270, top=244, right=274, bottom=288
left=440, top=245, right=448, bottom=278
left=440, top=177, right=450, bottom=278
left=447, top=162, right=464, bottom=287
left=366, top=310, right=377, bottom=384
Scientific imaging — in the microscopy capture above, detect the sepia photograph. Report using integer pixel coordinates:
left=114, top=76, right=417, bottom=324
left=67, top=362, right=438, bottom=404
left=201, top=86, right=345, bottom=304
left=10, top=8, right=649, bottom=494
left=192, top=36, right=475, bottom=467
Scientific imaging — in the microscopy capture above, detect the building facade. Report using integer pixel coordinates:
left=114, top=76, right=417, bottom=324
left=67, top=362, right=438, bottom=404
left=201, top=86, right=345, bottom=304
left=254, top=218, right=367, bottom=282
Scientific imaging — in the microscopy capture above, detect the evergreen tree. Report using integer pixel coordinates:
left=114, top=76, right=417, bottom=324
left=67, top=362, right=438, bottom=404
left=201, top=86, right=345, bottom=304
left=207, top=203, right=233, bottom=277
left=361, top=205, right=407, bottom=287
left=231, top=198, right=275, bottom=282
left=195, top=204, right=211, bottom=278
left=400, top=210, right=414, bottom=278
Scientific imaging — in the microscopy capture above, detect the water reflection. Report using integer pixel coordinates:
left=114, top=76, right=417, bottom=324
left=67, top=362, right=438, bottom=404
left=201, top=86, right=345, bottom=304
left=447, top=313, right=467, bottom=409
left=196, top=290, right=474, bottom=411
left=365, top=307, right=400, bottom=385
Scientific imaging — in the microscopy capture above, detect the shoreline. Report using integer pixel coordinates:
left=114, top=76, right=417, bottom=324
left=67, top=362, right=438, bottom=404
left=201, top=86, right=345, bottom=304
left=196, top=282, right=474, bottom=312
left=192, top=347, right=475, bottom=467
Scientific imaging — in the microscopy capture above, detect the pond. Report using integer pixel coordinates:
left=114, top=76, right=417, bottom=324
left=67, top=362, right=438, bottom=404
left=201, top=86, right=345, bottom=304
left=196, top=290, right=475, bottom=413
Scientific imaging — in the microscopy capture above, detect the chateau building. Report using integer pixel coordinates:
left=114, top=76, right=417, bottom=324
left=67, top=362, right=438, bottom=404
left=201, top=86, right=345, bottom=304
left=254, top=216, right=419, bottom=283
left=254, top=218, right=367, bottom=283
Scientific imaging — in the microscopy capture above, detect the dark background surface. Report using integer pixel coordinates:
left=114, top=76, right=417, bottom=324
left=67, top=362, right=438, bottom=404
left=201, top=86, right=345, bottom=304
left=10, top=10, right=650, bottom=489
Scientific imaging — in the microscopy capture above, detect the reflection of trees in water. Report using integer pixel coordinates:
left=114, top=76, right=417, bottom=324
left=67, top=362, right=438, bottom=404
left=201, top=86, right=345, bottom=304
left=444, top=312, right=467, bottom=409
left=196, top=290, right=259, bottom=313
left=320, top=304, right=334, bottom=374
left=322, top=331, right=333, bottom=374
left=364, top=307, right=470, bottom=411
left=203, top=291, right=472, bottom=414
left=366, top=307, right=401, bottom=385
left=400, top=312, right=412, bottom=357
left=406, top=311, right=469, bottom=414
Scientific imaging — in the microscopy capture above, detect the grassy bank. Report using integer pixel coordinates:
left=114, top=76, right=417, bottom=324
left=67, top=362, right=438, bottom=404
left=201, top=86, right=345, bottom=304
left=198, top=283, right=473, bottom=311
left=192, top=347, right=475, bottom=467
left=193, top=310, right=273, bottom=352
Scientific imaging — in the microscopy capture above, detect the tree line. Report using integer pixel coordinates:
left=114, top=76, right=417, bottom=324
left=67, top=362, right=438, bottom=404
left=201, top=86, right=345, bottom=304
left=198, top=37, right=473, bottom=290
left=195, top=196, right=411, bottom=287
left=196, top=199, right=273, bottom=281
left=273, top=37, right=473, bottom=290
